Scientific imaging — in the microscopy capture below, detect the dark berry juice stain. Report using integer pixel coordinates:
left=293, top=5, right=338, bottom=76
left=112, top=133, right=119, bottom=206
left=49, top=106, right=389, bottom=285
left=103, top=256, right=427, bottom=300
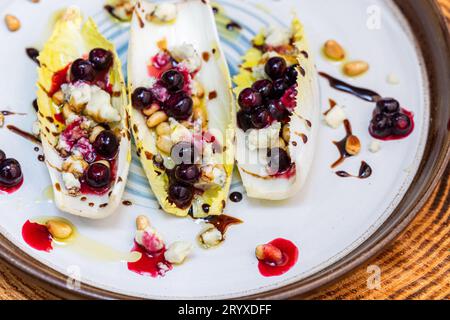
left=318, top=72, right=381, bottom=102
left=32, top=99, right=39, bottom=112
left=331, top=119, right=356, bottom=169
left=6, top=125, right=41, bottom=145
left=25, top=48, right=40, bottom=66
left=258, top=238, right=299, bottom=277
left=38, top=154, right=45, bottom=162
left=22, top=220, right=53, bottom=252
left=127, top=242, right=172, bottom=277
left=204, top=214, right=242, bottom=235
left=229, top=192, right=243, bottom=203
left=336, top=161, right=372, bottom=180
left=122, top=200, right=132, bottom=206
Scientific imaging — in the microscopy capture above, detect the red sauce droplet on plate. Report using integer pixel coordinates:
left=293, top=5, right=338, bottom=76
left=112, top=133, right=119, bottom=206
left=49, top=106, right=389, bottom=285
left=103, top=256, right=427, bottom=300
left=0, top=177, right=24, bottom=194
left=257, top=238, right=299, bottom=277
left=22, top=220, right=53, bottom=252
left=127, top=241, right=172, bottom=277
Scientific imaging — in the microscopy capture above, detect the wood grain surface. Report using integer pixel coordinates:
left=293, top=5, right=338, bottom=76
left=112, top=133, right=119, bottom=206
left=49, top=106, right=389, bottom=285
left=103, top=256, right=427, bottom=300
left=0, top=1, right=449, bottom=300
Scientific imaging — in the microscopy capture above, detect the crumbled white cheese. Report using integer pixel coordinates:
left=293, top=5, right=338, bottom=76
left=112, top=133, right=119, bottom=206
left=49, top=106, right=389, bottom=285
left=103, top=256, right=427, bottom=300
left=154, top=3, right=177, bottom=22
left=212, top=166, right=226, bottom=187
left=56, top=136, right=71, bottom=153
left=170, top=43, right=201, bottom=73
left=164, top=241, right=193, bottom=264
left=264, top=26, right=291, bottom=47
left=62, top=156, right=87, bottom=177
left=62, top=172, right=80, bottom=192
left=135, top=226, right=165, bottom=253
left=252, top=64, right=268, bottom=80
left=199, top=226, right=223, bottom=248
left=84, top=86, right=121, bottom=123
left=387, top=73, right=400, bottom=85
left=369, top=140, right=381, bottom=153
left=169, top=118, right=192, bottom=144
left=324, top=105, right=346, bottom=129
left=247, top=122, right=281, bottom=151
left=32, top=121, right=40, bottom=137
left=61, top=82, right=91, bottom=106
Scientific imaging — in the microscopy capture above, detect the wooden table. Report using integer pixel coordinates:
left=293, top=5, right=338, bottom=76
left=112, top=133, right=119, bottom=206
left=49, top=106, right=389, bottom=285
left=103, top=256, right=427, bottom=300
left=0, top=1, right=449, bottom=300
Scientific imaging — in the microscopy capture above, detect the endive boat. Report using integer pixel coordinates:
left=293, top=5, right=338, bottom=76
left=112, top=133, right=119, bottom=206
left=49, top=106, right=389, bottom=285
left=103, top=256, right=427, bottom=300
left=36, top=7, right=131, bottom=219
left=233, top=18, right=320, bottom=200
left=128, top=0, right=234, bottom=218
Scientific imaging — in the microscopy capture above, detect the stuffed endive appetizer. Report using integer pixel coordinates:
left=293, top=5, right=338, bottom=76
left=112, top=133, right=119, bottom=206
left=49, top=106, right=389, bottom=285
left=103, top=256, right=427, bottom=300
left=128, top=0, right=234, bottom=218
left=36, top=7, right=131, bottom=219
left=234, top=18, right=320, bottom=200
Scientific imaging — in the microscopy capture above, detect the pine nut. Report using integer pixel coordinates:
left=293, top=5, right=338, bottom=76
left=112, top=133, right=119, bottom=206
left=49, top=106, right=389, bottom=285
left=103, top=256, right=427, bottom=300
left=282, top=124, right=290, bottom=143
left=52, top=91, right=65, bottom=106
left=146, top=111, right=168, bottom=128
left=155, top=121, right=170, bottom=136
left=5, top=15, right=21, bottom=32
left=89, top=126, right=106, bottom=143
left=136, top=215, right=149, bottom=231
left=193, top=107, right=206, bottom=122
left=343, top=61, right=369, bottom=77
left=46, top=220, right=73, bottom=239
left=62, top=103, right=75, bottom=119
left=142, top=103, right=160, bottom=117
left=345, top=135, right=361, bottom=156
left=156, top=135, right=173, bottom=154
left=323, top=40, right=345, bottom=61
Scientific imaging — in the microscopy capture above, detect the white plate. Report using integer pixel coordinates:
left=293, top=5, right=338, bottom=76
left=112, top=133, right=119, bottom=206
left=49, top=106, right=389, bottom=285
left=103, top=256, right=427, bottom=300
left=0, top=0, right=428, bottom=299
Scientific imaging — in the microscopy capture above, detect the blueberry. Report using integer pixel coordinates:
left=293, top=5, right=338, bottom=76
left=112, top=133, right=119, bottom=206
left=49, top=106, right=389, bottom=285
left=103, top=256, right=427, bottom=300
left=131, top=87, right=154, bottom=110
left=370, top=113, right=393, bottom=138
left=237, top=110, right=253, bottom=132
left=271, top=78, right=289, bottom=99
left=93, top=130, right=119, bottom=159
left=267, top=148, right=291, bottom=174
left=168, top=183, right=193, bottom=208
left=89, top=48, right=113, bottom=71
left=285, top=65, right=299, bottom=86
left=238, top=88, right=262, bottom=112
left=265, top=57, right=287, bottom=80
left=164, top=92, right=193, bottom=120
left=70, top=59, right=95, bottom=82
left=251, top=79, right=273, bottom=100
left=161, top=69, right=185, bottom=92
left=174, top=164, right=200, bottom=184
left=86, top=162, right=111, bottom=189
left=250, top=107, right=271, bottom=129
left=392, top=113, right=412, bottom=136
left=0, top=158, right=23, bottom=187
left=375, top=98, right=400, bottom=116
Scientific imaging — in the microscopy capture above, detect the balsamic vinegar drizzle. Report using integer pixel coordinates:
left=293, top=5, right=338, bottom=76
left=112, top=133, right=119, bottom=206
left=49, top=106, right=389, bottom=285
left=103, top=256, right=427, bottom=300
left=6, top=125, right=41, bottom=145
left=25, top=47, right=40, bottom=66
left=331, top=119, right=355, bottom=169
left=204, top=214, right=243, bottom=235
left=319, top=72, right=381, bottom=102
left=336, top=161, right=372, bottom=179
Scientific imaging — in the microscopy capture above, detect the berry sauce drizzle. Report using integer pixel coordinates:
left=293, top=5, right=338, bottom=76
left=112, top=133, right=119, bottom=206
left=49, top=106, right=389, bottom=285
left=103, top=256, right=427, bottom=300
left=258, top=238, right=299, bottom=277
left=21, top=220, right=53, bottom=252
left=127, top=242, right=172, bottom=277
